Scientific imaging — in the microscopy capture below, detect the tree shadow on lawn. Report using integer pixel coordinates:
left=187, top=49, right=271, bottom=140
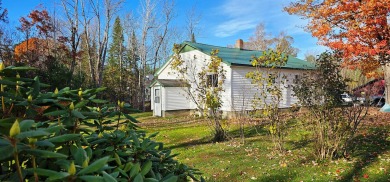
left=139, top=118, right=201, bottom=129
left=227, top=123, right=269, bottom=138
left=166, top=136, right=213, bottom=150
left=339, top=127, right=390, bottom=181
left=286, top=138, right=312, bottom=151
left=166, top=126, right=269, bottom=150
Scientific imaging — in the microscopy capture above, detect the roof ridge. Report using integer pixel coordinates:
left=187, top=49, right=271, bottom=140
left=183, top=41, right=257, bottom=52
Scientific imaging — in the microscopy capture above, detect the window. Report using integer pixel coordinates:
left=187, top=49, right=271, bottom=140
left=293, top=74, right=301, bottom=84
left=269, top=74, right=276, bottom=84
left=207, top=74, right=218, bottom=87
left=154, top=89, right=160, bottom=103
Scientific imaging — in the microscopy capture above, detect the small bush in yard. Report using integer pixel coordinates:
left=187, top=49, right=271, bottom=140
left=0, top=65, right=201, bottom=182
left=293, top=52, right=368, bottom=160
left=246, top=50, right=289, bottom=152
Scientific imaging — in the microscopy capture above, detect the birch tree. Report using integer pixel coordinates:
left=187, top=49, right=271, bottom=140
left=80, top=0, right=123, bottom=87
left=245, top=23, right=299, bottom=57
left=245, top=23, right=273, bottom=51
left=185, top=5, right=201, bottom=42
left=274, top=32, right=299, bottom=57
left=138, top=0, right=156, bottom=111
left=60, top=0, right=81, bottom=85
left=151, top=0, right=175, bottom=72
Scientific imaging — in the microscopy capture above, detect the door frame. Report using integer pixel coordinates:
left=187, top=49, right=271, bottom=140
left=154, top=88, right=162, bottom=116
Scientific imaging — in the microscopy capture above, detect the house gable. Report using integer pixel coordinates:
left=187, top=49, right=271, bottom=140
left=156, top=49, right=216, bottom=80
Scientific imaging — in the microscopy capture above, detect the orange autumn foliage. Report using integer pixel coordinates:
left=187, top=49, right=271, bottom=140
left=14, top=37, right=45, bottom=63
left=14, top=37, right=70, bottom=67
left=285, top=0, right=390, bottom=77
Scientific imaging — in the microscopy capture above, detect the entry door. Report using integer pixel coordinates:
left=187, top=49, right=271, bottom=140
left=154, top=88, right=162, bottom=116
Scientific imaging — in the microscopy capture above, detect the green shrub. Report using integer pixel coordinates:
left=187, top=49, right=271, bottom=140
left=0, top=65, right=201, bottom=182
left=293, top=52, right=367, bottom=160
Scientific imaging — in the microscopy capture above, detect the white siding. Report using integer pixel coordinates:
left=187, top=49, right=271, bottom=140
left=158, top=50, right=210, bottom=80
left=158, top=63, right=179, bottom=79
left=161, top=87, right=166, bottom=111
left=231, top=66, right=257, bottom=111
left=220, top=63, right=232, bottom=111
left=164, top=87, right=194, bottom=110
left=231, top=65, right=305, bottom=111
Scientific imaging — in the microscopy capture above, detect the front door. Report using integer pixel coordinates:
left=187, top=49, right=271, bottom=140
left=154, top=88, right=162, bottom=116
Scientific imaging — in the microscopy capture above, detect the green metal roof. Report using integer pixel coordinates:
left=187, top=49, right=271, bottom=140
left=180, top=41, right=315, bottom=70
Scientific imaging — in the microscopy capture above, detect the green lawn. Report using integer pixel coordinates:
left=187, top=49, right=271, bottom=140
left=134, top=112, right=390, bottom=182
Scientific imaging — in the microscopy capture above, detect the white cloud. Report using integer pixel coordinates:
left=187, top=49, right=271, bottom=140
left=215, top=19, right=257, bottom=37
left=213, top=0, right=309, bottom=38
left=213, top=0, right=265, bottom=37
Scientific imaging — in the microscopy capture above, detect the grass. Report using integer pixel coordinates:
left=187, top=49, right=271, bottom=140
left=130, top=112, right=154, bottom=119
left=134, top=112, right=390, bottom=182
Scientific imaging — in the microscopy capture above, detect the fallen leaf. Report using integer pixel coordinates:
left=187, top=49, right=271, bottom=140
left=363, top=174, right=369, bottom=179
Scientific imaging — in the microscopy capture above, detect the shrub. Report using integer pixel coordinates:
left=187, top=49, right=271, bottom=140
left=246, top=50, right=289, bottom=152
left=293, top=52, right=368, bottom=160
left=0, top=65, right=201, bottom=181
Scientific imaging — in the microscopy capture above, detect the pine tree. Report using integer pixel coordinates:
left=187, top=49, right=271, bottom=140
left=127, top=30, right=140, bottom=108
left=108, top=17, right=125, bottom=66
left=191, top=32, right=196, bottom=43
left=104, top=16, right=126, bottom=101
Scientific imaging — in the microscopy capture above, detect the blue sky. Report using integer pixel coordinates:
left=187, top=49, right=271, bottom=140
left=2, top=0, right=327, bottom=59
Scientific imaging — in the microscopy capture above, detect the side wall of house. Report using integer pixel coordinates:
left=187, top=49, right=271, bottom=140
left=156, top=50, right=232, bottom=112
left=164, top=87, right=193, bottom=110
left=231, top=65, right=306, bottom=111
left=179, top=50, right=232, bottom=111
left=221, top=63, right=232, bottom=111
left=158, top=61, right=180, bottom=79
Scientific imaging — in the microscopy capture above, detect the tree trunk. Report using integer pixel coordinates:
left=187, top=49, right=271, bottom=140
left=213, top=118, right=227, bottom=142
left=119, top=34, right=123, bottom=101
left=61, top=0, right=80, bottom=87
left=383, top=63, right=390, bottom=109
left=212, top=109, right=227, bottom=142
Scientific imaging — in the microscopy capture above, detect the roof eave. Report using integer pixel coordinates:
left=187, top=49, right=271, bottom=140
left=149, top=79, right=159, bottom=88
left=230, top=63, right=316, bottom=70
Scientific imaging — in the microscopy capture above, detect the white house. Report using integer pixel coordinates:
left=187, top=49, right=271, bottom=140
left=150, top=40, right=315, bottom=117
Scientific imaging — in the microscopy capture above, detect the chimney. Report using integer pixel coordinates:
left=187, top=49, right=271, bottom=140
left=235, top=39, right=244, bottom=49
